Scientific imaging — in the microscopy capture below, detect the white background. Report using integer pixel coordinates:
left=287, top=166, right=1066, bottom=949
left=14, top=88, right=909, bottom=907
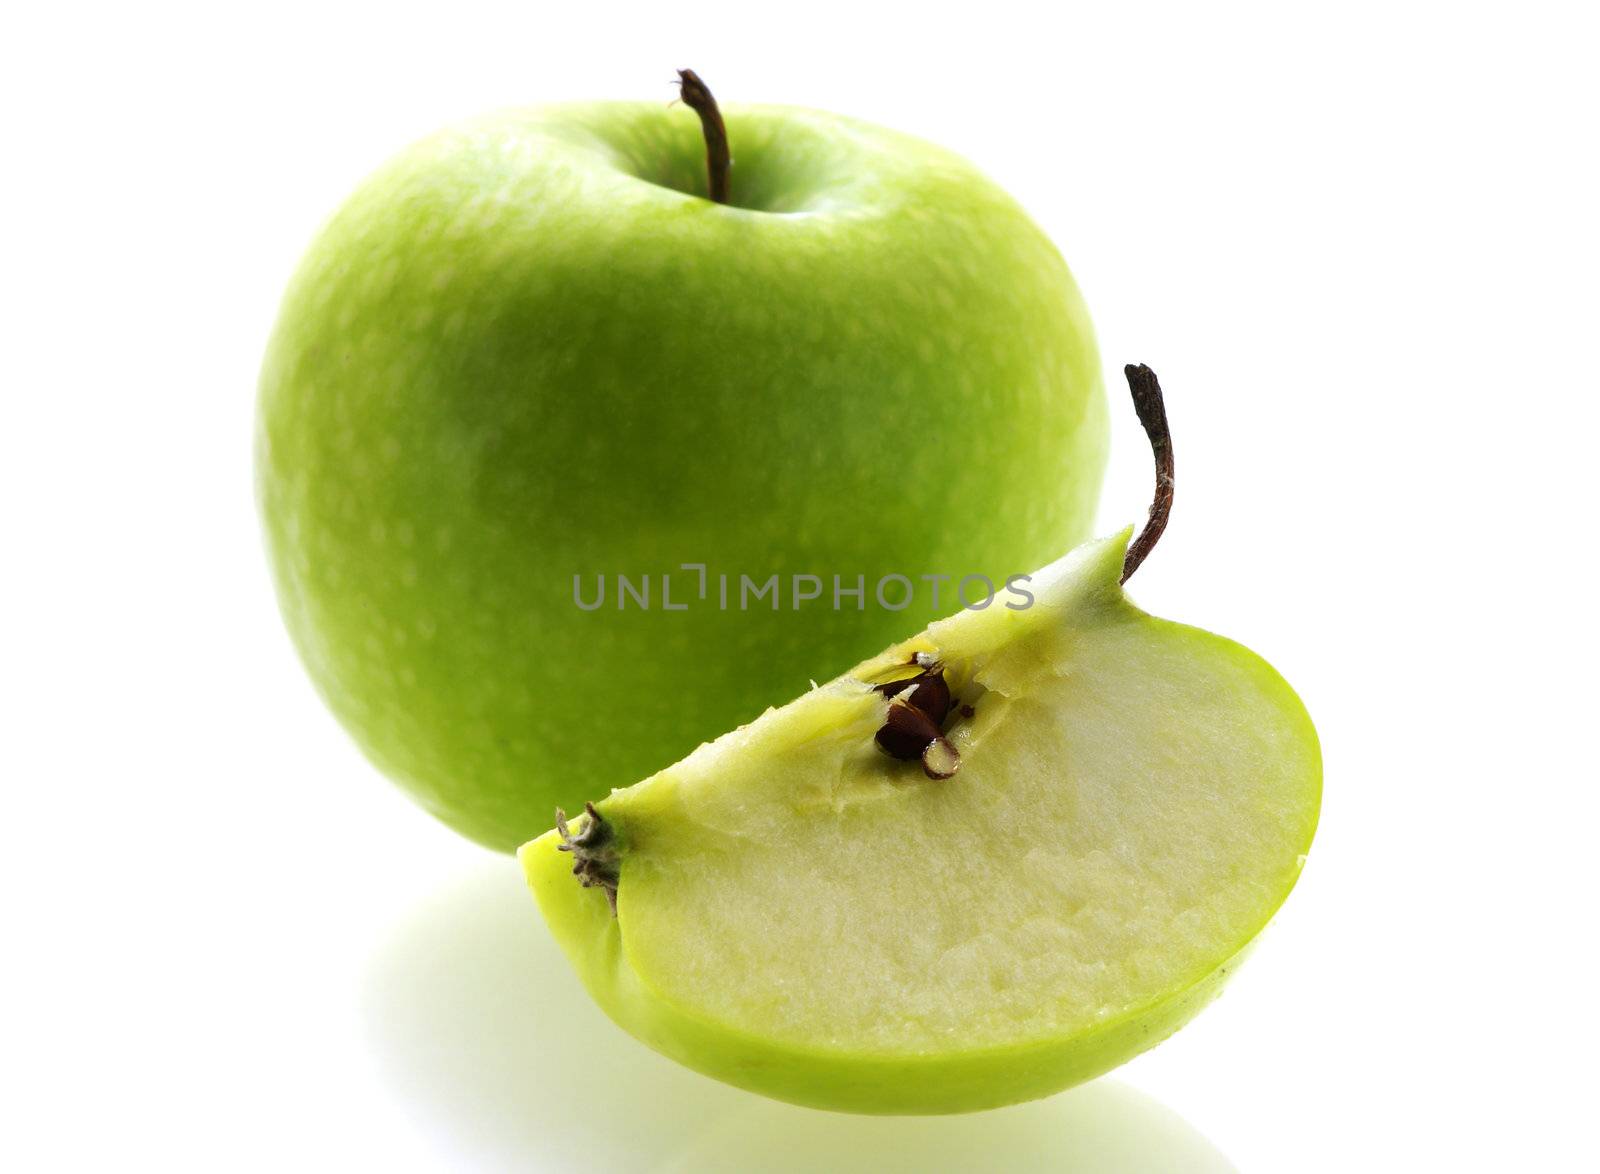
left=4, top=2, right=1597, bottom=1170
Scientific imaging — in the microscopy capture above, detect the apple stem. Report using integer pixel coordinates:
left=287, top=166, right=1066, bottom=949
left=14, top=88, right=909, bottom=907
left=676, top=69, right=731, bottom=204
left=1120, top=364, right=1174, bottom=583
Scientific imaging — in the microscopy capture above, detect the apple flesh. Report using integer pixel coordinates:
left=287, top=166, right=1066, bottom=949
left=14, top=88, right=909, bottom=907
left=257, top=101, right=1107, bottom=850
left=521, top=529, right=1320, bottom=1114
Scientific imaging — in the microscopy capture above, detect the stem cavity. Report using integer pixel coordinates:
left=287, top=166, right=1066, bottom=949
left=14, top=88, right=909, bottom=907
left=675, top=68, right=731, bottom=204
left=1120, top=364, right=1175, bottom=583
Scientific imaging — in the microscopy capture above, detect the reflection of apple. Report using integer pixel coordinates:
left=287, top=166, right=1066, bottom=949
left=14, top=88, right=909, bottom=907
left=257, top=97, right=1107, bottom=850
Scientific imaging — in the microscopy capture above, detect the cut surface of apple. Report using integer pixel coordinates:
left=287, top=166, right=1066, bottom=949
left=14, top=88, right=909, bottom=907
left=521, top=529, right=1319, bottom=1114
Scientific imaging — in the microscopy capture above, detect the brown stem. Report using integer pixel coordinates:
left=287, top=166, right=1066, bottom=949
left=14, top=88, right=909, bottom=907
left=1120, top=364, right=1174, bottom=583
left=676, top=69, right=730, bottom=204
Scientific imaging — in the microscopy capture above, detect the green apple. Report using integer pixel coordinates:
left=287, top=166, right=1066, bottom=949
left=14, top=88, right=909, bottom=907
left=520, top=371, right=1321, bottom=1113
left=257, top=94, right=1107, bottom=850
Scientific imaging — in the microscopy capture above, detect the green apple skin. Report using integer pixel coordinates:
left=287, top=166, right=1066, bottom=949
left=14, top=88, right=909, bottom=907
left=521, top=531, right=1320, bottom=1114
left=527, top=856, right=1250, bottom=1114
left=524, top=856, right=1253, bottom=1116
left=257, top=102, right=1107, bottom=851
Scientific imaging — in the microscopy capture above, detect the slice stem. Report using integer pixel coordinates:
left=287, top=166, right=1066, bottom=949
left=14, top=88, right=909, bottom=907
left=1120, top=364, right=1175, bottom=583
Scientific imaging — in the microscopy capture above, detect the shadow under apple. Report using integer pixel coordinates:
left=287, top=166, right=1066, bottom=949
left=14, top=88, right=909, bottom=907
left=363, top=857, right=1234, bottom=1172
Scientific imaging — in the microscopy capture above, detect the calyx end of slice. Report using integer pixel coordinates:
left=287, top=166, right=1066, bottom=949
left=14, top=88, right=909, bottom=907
left=555, top=802, right=620, bottom=915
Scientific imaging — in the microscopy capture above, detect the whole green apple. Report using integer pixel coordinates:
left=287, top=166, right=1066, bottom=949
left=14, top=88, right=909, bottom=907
left=257, top=93, right=1107, bottom=850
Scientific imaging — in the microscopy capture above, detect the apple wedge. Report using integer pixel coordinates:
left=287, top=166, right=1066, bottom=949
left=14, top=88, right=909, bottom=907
left=520, top=395, right=1320, bottom=1111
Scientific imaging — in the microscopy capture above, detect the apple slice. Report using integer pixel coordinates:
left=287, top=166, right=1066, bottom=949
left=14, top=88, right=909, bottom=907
left=520, top=369, right=1319, bottom=1114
